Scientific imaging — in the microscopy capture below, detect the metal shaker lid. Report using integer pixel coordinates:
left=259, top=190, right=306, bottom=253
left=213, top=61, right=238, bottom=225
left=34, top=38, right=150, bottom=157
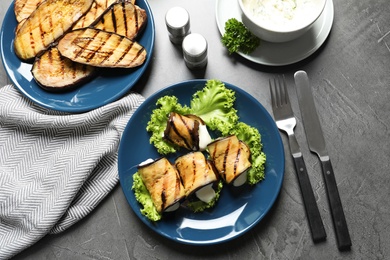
left=165, top=7, right=190, bottom=37
left=182, top=33, right=208, bottom=63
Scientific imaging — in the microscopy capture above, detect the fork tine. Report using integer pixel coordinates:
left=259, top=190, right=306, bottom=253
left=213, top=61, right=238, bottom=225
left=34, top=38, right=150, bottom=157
left=269, top=79, right=276, bottom=108
left=270, top=75, right=288, bottom=109
left=276, top=77, right=282, bottom=107
left=280, top=75, right=289, bottom=106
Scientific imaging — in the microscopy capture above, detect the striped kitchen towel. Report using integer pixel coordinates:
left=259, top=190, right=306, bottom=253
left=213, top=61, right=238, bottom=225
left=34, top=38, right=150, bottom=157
left=0, top=84, right=144, bottom=259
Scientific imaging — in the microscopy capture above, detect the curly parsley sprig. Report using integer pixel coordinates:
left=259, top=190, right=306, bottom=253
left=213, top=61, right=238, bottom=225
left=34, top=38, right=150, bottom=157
left=221, top=18, right=260, bottom=55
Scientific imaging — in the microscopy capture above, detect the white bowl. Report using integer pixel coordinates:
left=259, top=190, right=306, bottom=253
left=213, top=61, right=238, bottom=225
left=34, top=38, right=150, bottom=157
left=238, top=0, right=327, bottom=43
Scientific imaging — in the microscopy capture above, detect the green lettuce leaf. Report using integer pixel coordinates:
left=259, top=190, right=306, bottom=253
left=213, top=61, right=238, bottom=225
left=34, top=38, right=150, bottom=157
left=132, top=172, right=162, bottom=222
left=190, top=79, right=239, bottom=136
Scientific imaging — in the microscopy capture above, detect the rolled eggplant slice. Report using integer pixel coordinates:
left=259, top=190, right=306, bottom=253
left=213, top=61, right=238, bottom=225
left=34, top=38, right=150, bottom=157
left=137, top=158, right=185, bottom=213
left=164, top=112, right=212, bottom=151
left=175, top=151, right=219, bottom=202
left=207, top=135, right=252, bottom=186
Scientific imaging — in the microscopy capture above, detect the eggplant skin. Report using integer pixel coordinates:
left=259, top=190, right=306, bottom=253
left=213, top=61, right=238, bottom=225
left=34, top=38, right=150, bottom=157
left=92, top=1, right=147, bottom=41
left=31, top=47, right=97, bottom=92
left=57, top=28, right=147, bottom=68
left=14, top=0, right=94, bottom=61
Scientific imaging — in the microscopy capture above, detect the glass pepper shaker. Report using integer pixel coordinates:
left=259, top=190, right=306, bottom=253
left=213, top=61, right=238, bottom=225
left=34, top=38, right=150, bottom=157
left=182, top=33, right=208, bottom=70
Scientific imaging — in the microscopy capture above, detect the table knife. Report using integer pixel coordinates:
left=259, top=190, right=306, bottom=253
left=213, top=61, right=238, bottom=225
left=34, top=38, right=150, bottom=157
left=294, top=70, right=352, bottom=251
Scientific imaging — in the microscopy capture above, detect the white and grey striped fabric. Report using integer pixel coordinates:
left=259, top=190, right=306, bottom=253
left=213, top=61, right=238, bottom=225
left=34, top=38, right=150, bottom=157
left=0, top=84, right=144, bottom=259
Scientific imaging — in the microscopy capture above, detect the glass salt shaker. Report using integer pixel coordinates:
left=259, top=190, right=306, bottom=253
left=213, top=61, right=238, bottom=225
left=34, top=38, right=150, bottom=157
left=165, top=7, right=191, bottom=45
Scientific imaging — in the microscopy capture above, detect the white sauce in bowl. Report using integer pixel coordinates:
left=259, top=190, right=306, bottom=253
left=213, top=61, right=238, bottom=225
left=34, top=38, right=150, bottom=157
left=242, top=0, right=323, bottom=31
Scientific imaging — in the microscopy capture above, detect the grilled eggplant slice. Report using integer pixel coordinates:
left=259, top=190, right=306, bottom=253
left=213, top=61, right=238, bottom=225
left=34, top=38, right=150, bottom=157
left=15, top=19, right=26, bottom=34
left=164, top=112, right=212, bottom=151
left=72, top=0, right=119, bottom=30
left=57, top=28, right=146, bottom=68
left=14, top=0, right=44, bottom=23
left=207, top=135, right=252, bottom=186
left=14, top=0, right=94, bottom=61
left=175, top=151, right=219, bottom=203
left=92, top=1, right=147, bottom=41
left=31, top=47, right=97, bottom=92
left=137, top=158, right=186, bottom=214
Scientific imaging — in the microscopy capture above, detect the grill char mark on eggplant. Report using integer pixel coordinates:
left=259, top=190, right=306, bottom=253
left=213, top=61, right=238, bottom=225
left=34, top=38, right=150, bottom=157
left=14, top=0, right=44, bottom=23
left=169, top=114, right=196, bottom=150
left=164, top=112, right=201, bottom=151
left=57, top=27, right=146, bottom=68
left=137, top=158, right=185, bottom=213
left=92, top=1, right=147, bottom=41
left=160, top=167, right=169, bottom=210
left=208, top=135, right=252, bottom=184
left=72, top=0, right=119, bottom=30
left=14, top=0, right=94, bottom=61
left=31, top=47, right=96, bottom=92
left=80, top=29, right=108, bottom=63
left=175, top=151, right=218, bottom=198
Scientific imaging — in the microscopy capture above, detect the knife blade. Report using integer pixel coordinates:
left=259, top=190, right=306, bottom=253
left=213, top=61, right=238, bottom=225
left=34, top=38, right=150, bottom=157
left=294, top=70, right=352, bottom=251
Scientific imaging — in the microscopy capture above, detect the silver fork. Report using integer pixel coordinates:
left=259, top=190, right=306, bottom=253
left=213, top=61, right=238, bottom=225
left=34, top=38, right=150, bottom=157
left=270, top=76, right=326, bottom=243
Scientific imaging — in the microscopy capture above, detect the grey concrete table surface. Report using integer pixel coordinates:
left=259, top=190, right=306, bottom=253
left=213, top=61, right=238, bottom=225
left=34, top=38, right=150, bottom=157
left=1, top=0, right=389, bottom=259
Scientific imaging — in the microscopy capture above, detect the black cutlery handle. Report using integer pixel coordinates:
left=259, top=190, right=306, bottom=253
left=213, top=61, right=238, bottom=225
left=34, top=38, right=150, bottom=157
left=320, top=159, right=352, bottom=251
left=293, top=155, right=327, bottom=243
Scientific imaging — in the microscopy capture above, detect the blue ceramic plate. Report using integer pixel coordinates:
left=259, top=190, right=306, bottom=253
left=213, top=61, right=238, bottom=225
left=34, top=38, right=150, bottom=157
left=118, top=79, right=285, bottom=245
left=0, top=0, right=155, bottom=113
